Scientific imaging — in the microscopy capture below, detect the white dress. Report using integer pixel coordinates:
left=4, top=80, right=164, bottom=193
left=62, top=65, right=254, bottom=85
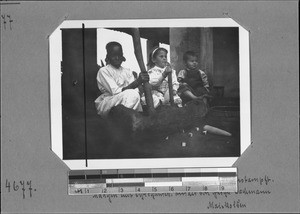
left=143, top=66, right=182, bottom=106
left=94, top=64, right=142, bottom=117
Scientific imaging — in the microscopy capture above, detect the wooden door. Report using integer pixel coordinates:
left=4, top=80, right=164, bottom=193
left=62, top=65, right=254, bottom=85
left=61, top=28, right=98, bottom=159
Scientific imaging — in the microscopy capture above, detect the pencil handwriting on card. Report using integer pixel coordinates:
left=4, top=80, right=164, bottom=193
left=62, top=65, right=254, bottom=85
left=90, top=174, right=274, bottom=210
left=5, top=179, right=36, bottom=199
left=1, top=14, right=13, bottom=30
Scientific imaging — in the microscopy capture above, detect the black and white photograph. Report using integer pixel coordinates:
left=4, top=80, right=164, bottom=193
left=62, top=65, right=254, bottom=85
left=2, top=1, right=298, bottom=213
left=49, top=19, right=251, bottom=169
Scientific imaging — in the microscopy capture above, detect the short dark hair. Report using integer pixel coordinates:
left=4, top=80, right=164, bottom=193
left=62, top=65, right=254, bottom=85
left=106, top=41, right=123, bottom=52
left=183, top=51, right=198, bottom=62
left=147, top=47, right=168, bottom=68
left=105, top=41, right=126, bottom=64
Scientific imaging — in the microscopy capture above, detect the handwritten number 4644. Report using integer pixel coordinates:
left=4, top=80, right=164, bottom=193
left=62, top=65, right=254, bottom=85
left=1, top=14, right=13, bottom=30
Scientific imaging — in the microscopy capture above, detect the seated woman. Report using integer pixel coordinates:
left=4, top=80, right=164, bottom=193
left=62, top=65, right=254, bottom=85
left=94, top=41, right=149, bottom=117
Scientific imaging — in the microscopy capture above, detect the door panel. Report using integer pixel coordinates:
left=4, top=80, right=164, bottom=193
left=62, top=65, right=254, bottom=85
left=61, top=28, right=98, bottom=159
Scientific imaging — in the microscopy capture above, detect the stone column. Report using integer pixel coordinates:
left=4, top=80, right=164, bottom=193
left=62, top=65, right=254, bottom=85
left=170, top=27, right=213, bottom=80
left=199, top=28, right=214, bottom=88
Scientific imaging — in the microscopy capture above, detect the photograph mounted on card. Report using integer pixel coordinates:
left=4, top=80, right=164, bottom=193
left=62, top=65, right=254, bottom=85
left=49, top=18, right=251, bottom=170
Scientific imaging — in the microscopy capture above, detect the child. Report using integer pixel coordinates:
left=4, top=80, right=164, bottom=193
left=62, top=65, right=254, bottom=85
left=143, top=47, right=182, bottom=107
left=177, top=51, right=211, bottom=106
left=94, top=41, right=149, bottom=117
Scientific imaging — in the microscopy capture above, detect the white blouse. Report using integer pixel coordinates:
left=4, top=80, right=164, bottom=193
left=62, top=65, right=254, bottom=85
left=148, top=66, right=179, bottom=93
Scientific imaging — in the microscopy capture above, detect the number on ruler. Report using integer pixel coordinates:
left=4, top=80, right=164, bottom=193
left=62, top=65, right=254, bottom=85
left=203, top=186, right=208, bottom=191
left=85, top=188, right=89, bottom=193
left=102, top=188, right=107, bottom=193
left=220, top=186, right=225, bottom=191
left=186, top=186, right=191, bottom=191
left=119, top=187, right=124, bottom=193
left=152, top=187, right=157, bottom=192
left=136, top=187, right=141, bottom=192
left=169, top=186, right=174, bottom=191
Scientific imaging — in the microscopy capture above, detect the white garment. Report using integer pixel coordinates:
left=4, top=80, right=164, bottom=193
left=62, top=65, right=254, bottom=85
left=146, top=66, right=182, bottom=105
left=95, top=64, right=142, bottom=116
left=148, top=66, right=179, bottom=93
left=140, top=93, right=162, bottom=108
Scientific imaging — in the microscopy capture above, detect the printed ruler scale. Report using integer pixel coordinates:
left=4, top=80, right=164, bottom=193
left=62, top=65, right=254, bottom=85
left=68, top=168, right=237, bottom=195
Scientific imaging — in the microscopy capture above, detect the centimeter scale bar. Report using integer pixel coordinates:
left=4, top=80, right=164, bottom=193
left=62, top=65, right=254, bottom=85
left=68, top=167, right=237, bottom=195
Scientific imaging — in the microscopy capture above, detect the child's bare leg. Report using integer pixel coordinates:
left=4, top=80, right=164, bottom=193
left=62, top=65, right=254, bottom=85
left=183, top=90, right=198, bottom=100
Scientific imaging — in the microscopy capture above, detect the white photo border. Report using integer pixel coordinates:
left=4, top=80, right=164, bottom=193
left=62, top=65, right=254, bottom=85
left=49, top=18, right=251, bottom=170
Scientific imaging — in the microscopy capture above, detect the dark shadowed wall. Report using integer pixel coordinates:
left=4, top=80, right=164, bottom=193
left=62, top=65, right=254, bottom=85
left=213, top=27, right=239, bottom=97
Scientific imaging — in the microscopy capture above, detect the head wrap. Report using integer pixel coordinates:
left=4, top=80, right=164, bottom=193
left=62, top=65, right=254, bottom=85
left=105, top=41, right=126, bottom=64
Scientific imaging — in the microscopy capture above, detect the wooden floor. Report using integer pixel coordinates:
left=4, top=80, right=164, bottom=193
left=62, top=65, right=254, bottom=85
left=62, top=98, right=240, bottom=159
